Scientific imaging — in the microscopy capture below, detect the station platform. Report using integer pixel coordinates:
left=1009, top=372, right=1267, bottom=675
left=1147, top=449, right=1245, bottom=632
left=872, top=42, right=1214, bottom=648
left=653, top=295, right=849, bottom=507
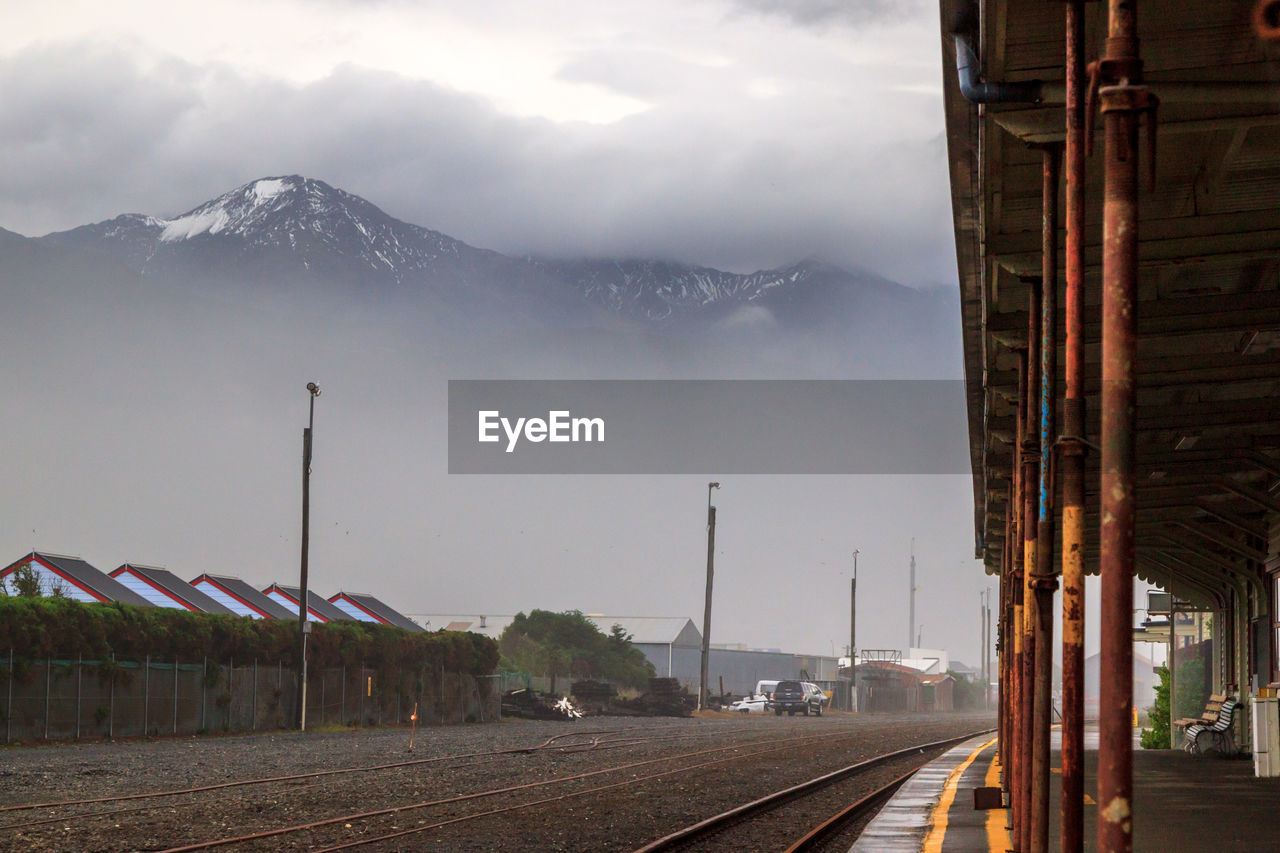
left=851, top=726, right=1280, bottom=852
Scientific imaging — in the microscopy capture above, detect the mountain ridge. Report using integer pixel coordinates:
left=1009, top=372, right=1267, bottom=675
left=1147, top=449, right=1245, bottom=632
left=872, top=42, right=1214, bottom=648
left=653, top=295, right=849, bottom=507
left=19, top=174, right=955, bottom=331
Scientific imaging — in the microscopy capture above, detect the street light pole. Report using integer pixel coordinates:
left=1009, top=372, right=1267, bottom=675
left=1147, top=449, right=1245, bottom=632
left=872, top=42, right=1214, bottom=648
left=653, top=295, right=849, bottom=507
left=297, top=381, right=320, bottom=730
left=986, top=587, right=993, bottom=710
left=981, top=589, right=989, bottom=710
left=850, top=549, right=859, bottom=712
left=699, top=482, right=720, bottom=711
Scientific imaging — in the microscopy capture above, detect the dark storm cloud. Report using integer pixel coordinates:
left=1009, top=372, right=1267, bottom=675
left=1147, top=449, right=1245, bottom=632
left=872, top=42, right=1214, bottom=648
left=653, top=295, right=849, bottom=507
left=728, top=0, right=928, bottom=28
left=0, top=42, right=954, bottom=284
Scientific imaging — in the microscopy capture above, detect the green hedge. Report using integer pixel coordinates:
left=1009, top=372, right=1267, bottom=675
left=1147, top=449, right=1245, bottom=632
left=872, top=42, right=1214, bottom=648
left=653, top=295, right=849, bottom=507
left=0, top=597, right=497, bottom=675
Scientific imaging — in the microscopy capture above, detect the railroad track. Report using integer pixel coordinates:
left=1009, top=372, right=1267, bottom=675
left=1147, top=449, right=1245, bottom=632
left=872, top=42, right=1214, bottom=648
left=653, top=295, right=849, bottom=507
left=0, top=718, right=992, bottom=851
left=632, top=730, right=992, bottom=852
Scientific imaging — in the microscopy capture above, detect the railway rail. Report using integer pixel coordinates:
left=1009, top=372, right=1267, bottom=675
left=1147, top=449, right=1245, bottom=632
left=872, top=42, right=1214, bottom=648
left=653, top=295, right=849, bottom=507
left=633, top=730, right=990, bottom=852
left=0, top=713, right=993, bottom=852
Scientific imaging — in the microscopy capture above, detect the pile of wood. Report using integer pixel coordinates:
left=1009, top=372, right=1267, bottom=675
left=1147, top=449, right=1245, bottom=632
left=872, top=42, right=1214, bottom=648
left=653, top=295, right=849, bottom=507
left=607, top=677, right=695, bottom=717
left=570, top=680, right=618, bottom=715
left=500, top=688, right=582, bottom=721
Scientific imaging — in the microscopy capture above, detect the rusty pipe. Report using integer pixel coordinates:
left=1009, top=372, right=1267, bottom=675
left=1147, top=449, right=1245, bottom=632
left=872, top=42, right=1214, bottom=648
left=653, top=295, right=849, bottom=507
left=1011, top=350, right=1027, bottom=845
left=1098, top=1, right=1144, bottom=850
left=1030, top=143, right=1061, bottom=853
left=1060, top=4, right=1088, bottom=852
left=1021, top=281, right=1040, bottom=853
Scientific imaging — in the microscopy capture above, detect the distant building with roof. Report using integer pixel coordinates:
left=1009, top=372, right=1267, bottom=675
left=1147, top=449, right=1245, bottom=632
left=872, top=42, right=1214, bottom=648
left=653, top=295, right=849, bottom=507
left=328, top=592, right=424, bottom=631
left=262, top=584, right=352, bottom=623
left=919, top=673, right=956, bottom=711
left=1, top=552, right=153, bottom=607
left=109, top=564, right=235, bottom=614
left=413, top=612, right=839, bottom=698
left=189, top=574, right=296, bottom=619
left=409, top=613, right=512, bottom=638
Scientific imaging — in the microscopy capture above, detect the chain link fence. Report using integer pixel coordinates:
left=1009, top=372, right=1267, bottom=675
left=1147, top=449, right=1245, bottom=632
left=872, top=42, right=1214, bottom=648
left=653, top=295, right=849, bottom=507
left=0, top=653, right=500, bottom=742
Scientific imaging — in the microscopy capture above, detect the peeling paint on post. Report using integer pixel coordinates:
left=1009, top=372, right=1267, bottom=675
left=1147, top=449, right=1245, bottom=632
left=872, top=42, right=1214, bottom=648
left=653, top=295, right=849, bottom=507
left=1021, top=278, right=1041, bottom=853
left=1097, top=0, right=1149, bottom=849
left=1030, top=141, right=1062, bottom=853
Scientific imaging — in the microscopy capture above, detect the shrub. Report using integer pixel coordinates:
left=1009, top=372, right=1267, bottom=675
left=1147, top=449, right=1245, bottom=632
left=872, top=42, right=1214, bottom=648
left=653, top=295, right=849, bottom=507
left=0, top=598, right=498, bottom=677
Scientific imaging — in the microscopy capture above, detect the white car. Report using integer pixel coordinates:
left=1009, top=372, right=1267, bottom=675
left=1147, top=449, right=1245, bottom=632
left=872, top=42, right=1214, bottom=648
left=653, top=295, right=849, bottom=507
left=728, top=695, right=769, bottom=713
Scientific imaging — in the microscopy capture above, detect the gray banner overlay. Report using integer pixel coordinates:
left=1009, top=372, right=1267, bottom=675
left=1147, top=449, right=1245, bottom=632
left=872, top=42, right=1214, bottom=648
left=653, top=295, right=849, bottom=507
left=448, top=380, right=969, bottom=474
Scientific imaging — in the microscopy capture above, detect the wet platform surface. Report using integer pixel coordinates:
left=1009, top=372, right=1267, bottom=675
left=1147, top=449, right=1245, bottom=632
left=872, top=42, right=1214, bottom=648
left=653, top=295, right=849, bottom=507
left=852, top=725, right=1280, bottom=852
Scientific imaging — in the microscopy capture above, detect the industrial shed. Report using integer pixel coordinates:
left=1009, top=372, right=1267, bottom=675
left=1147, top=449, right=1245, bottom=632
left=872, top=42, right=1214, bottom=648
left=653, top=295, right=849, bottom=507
left=262, top=583, right=352, bottom=622
left=586, top=616, right=840, bottom=699
left=329, top=591, right=424, bottom=631
left=919, top=673, right=956, bottom=712
left=586, top=616, right=703, bottom=684
left=1, top=552, right=152, bottom=607
left=109, top=564, right=234, bottom=614
left=188, top=574, right=296, bottom=619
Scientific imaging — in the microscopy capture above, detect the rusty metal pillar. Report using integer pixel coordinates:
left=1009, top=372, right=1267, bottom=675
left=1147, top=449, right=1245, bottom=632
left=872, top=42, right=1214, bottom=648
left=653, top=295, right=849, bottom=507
left=1011, top=349, right=1028, bottom=847
left=1001, top=483, right=1015, bottom=788
left=1030, top=143, right=1062, bottom=853
left=1060, top=3, right=1089, bottom=851
left=1020, top=280, right=1041, bottom=853
left=1094, top=1, right=1151, bottom=849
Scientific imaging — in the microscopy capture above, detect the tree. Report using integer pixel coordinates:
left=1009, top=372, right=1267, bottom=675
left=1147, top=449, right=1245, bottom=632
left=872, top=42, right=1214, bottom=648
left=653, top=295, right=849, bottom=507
left=1140, top=665, right=1171, bottom=749
left=498, top=610, right=654, bottom=690
left=947, top=670, right=984, bottom=710
left=7, top=561, right=44, bottom=597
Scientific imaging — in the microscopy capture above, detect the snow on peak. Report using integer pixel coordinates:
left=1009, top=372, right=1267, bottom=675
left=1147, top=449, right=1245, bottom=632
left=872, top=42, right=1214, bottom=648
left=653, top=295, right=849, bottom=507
left=160, top=207, right=230, bottom=242
left=159, top=176, right=299, bottom=242
left=252, top=177, right=289, bottom=202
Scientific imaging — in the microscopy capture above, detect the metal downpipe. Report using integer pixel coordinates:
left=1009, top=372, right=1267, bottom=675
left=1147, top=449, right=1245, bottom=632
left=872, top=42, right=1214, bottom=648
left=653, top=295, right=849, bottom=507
left=1060, top=4, right=1089, bottom=851
left=953, top=33, right=1045, bottom=104
left=1031, top=143, right=1061, bottom=853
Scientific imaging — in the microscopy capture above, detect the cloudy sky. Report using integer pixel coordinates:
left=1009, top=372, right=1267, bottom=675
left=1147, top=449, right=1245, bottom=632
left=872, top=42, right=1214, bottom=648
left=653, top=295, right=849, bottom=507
left=0, top=0, right=1082, bottom=673
left=1, top=0, right=952, bottom=283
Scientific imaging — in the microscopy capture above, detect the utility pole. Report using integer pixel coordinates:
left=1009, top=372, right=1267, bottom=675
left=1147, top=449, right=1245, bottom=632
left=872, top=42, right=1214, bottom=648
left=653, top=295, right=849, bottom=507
left=908, top=539, right=916, bottom=654
left=980, top=590, right=986, bottom=706
left=297, top=381, right=320, bottom=730
left=850, top=549, right=859, bottom=712
left=986, top=587, right=993, bottom=710
left=698, top=482, right=720, bottom=711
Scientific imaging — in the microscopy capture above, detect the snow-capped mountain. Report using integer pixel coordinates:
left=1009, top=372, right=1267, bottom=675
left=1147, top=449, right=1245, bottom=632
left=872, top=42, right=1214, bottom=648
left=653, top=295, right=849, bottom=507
left=25, top=175, right=955, bottom=334
left=41, top=176, right=495, bottom=284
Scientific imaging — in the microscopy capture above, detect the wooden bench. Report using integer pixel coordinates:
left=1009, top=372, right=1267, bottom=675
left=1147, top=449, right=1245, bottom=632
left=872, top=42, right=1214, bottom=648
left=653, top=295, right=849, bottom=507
left=1174, top=693, right=1227, bottom=732
left=1178, top=694, right=1239, bottom=754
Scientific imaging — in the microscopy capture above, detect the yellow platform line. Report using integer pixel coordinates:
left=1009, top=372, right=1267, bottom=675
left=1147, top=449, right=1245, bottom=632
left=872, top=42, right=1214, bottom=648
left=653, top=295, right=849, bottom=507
left=983, top=749, right=1011, bottom=852
left=921, top=737, right=998, bottom=853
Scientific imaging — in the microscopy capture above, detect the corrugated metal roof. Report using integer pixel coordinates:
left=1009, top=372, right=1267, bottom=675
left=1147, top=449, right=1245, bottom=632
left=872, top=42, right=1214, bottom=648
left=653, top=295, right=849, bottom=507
left=412, top=614, right=514, bottom=638
left=329, top=592, right=424, bottom=632
left=264, top=584, right=353, bottom=622
left=2, top=552, right=154, bottom=607
left=189, top=574, right=296, bottom=619
left=111, top=564, right=235, bottom=614
left=586, top=616, right=700, bottom=646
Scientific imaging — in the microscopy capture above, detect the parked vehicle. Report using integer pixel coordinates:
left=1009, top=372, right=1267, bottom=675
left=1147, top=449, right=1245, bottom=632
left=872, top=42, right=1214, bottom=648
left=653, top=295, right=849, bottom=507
left=768, top=680, right=827, bottom=716
left=728, top=695, right=768, bottom=713
left=754, top=679, right=780, bottom=699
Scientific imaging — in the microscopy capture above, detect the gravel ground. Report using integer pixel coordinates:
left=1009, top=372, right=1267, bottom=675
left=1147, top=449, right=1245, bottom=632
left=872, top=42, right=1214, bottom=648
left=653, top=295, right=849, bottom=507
left=0, top=710, right=994, bottom=851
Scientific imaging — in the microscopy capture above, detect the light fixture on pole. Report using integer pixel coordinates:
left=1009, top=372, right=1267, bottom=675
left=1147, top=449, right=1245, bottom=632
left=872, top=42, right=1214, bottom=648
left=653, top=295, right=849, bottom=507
left=297, top=381, right=320, bottom=730
left=699, top=482, right=720, bottom=711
